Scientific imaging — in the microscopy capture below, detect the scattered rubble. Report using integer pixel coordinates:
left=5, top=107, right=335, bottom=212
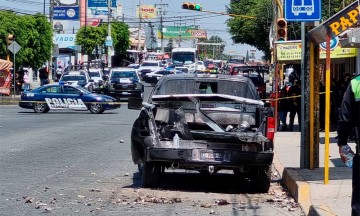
left=23, top=196, right=34, bottom=204
left=133, top=194, right=182, bottom=204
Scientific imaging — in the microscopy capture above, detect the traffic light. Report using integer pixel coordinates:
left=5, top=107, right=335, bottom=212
left=6, top=34, right=15, bottom=46
left=182, top=2, right=202, bottom=11
left=276, top=18, right=287, bottom=41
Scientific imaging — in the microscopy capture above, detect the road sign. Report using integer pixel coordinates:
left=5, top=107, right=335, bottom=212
left=284, top=0, right=321, bottom=21
left=105, top=39, right=113, bottom=47
left=7, top=41, right=21, bottom=54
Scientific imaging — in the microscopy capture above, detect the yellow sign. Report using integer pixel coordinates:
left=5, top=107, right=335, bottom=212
left=328, top=6, right=359, bottom=36
left=136, top=5, right=157, bottom=19
left=319, top=47, right=357, bottom=59
left=276, top=42, right=357, bottom=61
left=276, top=43, right=302, bottom=61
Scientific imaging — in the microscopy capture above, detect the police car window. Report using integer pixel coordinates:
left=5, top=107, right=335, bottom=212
left=44, top=86, right=60, bottom=93
left=64, top=86, right=81, bottom=94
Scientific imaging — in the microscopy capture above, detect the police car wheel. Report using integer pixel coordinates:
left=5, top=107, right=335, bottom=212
left=89, top=103, right=104, bottom=114
left=33, top=102, right=49, bottom=113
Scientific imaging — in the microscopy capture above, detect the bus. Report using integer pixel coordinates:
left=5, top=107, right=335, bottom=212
left=171, top=48, right=198, bottom=73
left=292, top=0, right=314, bottom=16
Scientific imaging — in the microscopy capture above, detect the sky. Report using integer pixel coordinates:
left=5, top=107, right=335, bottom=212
left=0, top=0, right=264, bottom=59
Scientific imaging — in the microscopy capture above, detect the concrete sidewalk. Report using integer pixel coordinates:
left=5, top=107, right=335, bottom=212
left=274, top=129, right=355, bottom=216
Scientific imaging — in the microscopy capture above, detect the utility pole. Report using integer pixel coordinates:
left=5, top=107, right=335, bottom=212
left=137, top=0, right=142, bottom=61
left=107, top=0, right=112, bottom=67
left=155, top=0, right=168, bottom=53
left=49, top=0, right=54, bottom=82
left=176, top=17, right=186, bottom=47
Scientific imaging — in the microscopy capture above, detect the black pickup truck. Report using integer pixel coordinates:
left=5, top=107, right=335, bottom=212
left=128, top=74, right=275, bottom=192
left=101, top=67, right=144, bottom=100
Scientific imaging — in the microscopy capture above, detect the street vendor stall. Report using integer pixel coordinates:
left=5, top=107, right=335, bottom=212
left=0, top=59, right=13, bottom=95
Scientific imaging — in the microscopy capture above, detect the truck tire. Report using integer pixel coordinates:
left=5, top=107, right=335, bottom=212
left=142, top=161, right=160, bottom=188
left=251, top=165, right=271, bottom=193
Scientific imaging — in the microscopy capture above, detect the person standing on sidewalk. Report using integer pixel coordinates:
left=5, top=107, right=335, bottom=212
left=337, top=74, right=360, bottom=215
left=39, top=66, right=48, bottom=86
left=288, top=79, right=301, bottom=131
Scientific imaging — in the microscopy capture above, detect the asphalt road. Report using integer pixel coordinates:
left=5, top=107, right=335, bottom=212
left=0, top=84, right=304, bottom=216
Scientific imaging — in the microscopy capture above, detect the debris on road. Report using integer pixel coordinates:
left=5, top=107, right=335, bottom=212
left=120, top=140, right=125, bottom=143
left=215, top=199, right=230, bottom=205
left=23, top=196, right=34, bottom=203
left=133, top=194, right=182, bottom=204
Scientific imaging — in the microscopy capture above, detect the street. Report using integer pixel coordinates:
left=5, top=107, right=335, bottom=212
left=0, top=84, right=303, bottom=216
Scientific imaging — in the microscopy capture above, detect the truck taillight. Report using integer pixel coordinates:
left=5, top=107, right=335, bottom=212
left=266, top=117, right=275, bottom=141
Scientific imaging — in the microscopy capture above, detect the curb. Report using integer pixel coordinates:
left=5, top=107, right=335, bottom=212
left=0, top=97, right=20, bottom=105
left=309, top=204, right=337, bottom=216
left=273, top=151, right=311, bottom=215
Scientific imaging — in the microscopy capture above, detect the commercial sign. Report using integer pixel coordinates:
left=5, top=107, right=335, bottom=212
left=53, top=34, right=76, bottom=49
left=88, top=0, right=116, bottom=7
left=309, top=1, right=359, bottom=44
left=189, top=30, right=207, bottom=38
left=159, top=26, right=206, bottom=39
left=53, top=6, right=79, bottom=20
left=87, top=0, right=117, bottom=20
left=54, top=0, right=79, bottom=6
left=136, top=5, right=157, bottom=19
left=276, top=43, right=302, bottom=61
left=276, top=40, right=357, bottom=61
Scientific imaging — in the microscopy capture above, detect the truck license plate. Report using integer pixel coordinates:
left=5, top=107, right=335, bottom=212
left=200, top=151, right=222, bottom=161
left=122, top=92, right=130, bottom=95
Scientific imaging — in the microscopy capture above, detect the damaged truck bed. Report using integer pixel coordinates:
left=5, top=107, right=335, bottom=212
left=128, top=74, right=275, bottom=192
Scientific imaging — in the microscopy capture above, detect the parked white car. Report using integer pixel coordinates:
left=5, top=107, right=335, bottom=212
left=197, top=61, right=207, bottom=71
left=138, top=60, right=163, bottom=78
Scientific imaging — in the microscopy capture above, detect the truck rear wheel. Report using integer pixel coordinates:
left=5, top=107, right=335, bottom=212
left=251, top=165, right=271, bottom=193
left=142, top=161, right=160, bottom=188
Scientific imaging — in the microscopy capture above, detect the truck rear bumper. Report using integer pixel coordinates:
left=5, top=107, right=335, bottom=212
left=146, top=148, right=273, bottom=167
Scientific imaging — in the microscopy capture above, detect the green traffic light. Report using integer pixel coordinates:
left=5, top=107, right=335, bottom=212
left=195, top=4, right=201, bottom=11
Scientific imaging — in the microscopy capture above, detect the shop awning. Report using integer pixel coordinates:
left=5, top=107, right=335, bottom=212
left=0, top=59, right=13, bottom=70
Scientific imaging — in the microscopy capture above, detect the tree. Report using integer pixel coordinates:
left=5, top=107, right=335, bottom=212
left=227, top=0, right=273, bottom=60
left=198, top=36, right=225, bottom=59
left=76, top=25, right=106, bottom=57
left=76, top=22, right=129, bottom=58
left=0, top=11, right=51, bottom=69
left=111, top=21, right=130, bottom=55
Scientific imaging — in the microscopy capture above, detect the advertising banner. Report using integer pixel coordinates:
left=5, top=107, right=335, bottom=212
left=136, top=5, right=157, bottom=19
left=87, top=0, right=117, bottom=20
left=53, top=34, right=76, bottom=49
left=276, top=41, right=357, bottom=61
left=189, top=30, right=207, bottom=38
left=88, top=0, right=116, bottom=7
left=53, top=6, right=79, bottom=20
left=159, top=26, right=204, bottom=39
left=0, top=59, right=13, bottom=96
left=54, top=0, right=79, bottom=6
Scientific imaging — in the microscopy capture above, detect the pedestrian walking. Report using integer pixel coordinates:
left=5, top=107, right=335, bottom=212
left=337, top=74, right=360, bottom=215
left=56, top=66, right=63, bottom=81
left=22, top=71, right=30, bottom=91
left=288, top=79, right=301, bottom=131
